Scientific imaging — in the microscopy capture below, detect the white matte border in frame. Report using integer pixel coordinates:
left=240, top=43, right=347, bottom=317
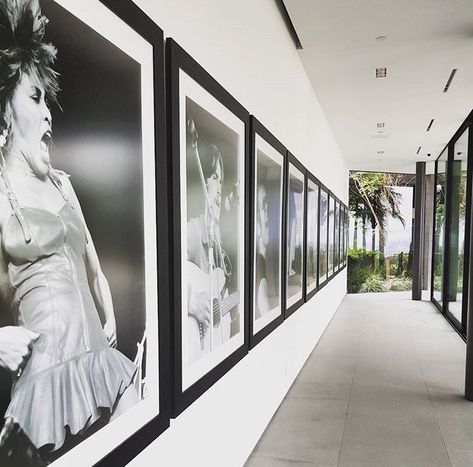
left=253, top=134, right=284, bottom=335
left=179, top=70, right=246, bottom=391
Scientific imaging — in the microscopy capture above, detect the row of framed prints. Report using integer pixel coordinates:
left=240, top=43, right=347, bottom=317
left=169, top=40, right=349, bottom=417
left=167, top=33, right=347, bottom=456
left=0, top=1, right=346, bottom=466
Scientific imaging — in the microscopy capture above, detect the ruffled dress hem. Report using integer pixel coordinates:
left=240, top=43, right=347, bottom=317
left=5, top=347, right=137, bottom=452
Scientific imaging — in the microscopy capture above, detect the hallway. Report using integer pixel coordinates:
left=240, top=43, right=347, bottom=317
left=246, top=292, right=472, bottom=467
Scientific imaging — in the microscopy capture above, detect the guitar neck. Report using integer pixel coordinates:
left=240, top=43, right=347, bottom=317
left=213, top=291, right=240, bottom=317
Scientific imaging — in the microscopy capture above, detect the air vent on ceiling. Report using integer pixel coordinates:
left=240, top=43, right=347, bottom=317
left=443, top=69, right=457, bottom=93
left=426, top=119, right=434, bottom=132
left=416, top=146, right=422, bottom=155
left=376, top=67, right=387, bottom=78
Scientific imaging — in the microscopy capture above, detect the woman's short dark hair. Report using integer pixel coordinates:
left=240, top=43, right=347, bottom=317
left=0, top=0, right=59, bottom=131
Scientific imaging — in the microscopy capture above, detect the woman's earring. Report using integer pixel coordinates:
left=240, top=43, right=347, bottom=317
left=0, top=129, right=8, bottom=148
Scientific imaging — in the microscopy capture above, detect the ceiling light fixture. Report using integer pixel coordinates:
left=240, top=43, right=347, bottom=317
left=376, top=67, right=387, bottom=78
left=443, top=69, right=457, bottom=93
left=376, top=35, right=388, bottom=41
left=426, top=119, right=434, bottom=132
left=377, top=122, right=385, bottom=128
left=416, top=146, right=422, bottom=155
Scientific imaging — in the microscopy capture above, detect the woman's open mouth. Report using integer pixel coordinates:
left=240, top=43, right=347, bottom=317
left=40, top=130, right=52, bottom=156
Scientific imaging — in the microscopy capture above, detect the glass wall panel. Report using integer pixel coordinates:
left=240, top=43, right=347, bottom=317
left=319, top=189, right=328, bottom=283
left=446, top=129, right=469, bottom=324
left=306, top=179, right=319, bottom=293
left=433, top=149, right=448, bottom=305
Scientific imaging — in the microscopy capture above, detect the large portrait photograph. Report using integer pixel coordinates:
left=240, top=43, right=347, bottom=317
left=328, top=194, right=335, bottom=277
left=251, top=118, right=284, bottom=342
left=305, top=175, right=319, bottom=298
left=319, top=187, right=328, bottom=285
left=343, top=206, right=348, bottom=267
left=334, top=199, right=340, bottom=272
left=168, top=39, right=248, bottom=412
left=286, top=155, right=305, bottom=314
left=0, top=1, right=163, bottom=465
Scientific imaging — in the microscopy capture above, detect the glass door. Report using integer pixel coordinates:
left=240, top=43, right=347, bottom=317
left=431, top=124, right=471, bottom=338
left=432, top=149, right=448, bottom=310
left=445, top=128, right=469, bottom=333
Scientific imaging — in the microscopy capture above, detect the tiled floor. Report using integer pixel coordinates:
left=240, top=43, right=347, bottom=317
left=245, top=292, right=473, bottom=467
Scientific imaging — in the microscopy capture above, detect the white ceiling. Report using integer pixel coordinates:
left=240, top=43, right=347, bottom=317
left=283, top=0, right=473, bottom=173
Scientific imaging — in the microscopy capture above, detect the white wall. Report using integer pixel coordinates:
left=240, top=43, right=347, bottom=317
left=129, top=1, right=349, bottom=465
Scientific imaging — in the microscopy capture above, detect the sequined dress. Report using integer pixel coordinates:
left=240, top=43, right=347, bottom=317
left=1, top=172, right=136, bottom=451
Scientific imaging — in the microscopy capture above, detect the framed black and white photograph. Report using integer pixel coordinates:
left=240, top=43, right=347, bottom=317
left=305, top=172, right=319, bottom=300
left=343, top=205, right=348, bottom=267
left=334, top=199, right=340, bottom=273
left=285, top=153, right=305, bottom=316
left=0, top=1, right=169, bottom=466
left=249, top=117, right=285, bottom=347
left=318, top=186, right=329, bottom=287
left=167, top=39, right=249, bottom=415
left=342, top=206, right=348, bottom=266
left=341, top=205, right=344, bottom=268
left=328, top=193, right=335, bottom=278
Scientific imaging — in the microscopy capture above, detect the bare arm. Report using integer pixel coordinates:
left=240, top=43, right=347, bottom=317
left=61, top=177, right=117, bottom=348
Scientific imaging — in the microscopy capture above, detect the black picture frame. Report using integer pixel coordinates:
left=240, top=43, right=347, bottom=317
left=304, top=170, right=320, bottom=301
left=334, top=199, right=340, bottom=273
left=88, top=2, right=171, bottom=466
left=167, top=38, right=250, bottom=416
left=318, top=183, right=330, bottom=289
left=327, top=192, right=335, bottom=278
left=285, top=152, right=306, bottom=317
left=0, top=1, right=170, bottom=465
left=249, top=117, right=286, bottom=348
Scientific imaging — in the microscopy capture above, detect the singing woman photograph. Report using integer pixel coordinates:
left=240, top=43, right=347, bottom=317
left=0, top=0, right=159, bottom=465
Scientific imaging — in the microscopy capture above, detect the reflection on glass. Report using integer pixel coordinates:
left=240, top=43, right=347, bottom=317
left=306, top=180, right=319, bottom=292
left=328, top=195, right=335, bottom=276
left=433, top=149, right=448, bottom=304
left=447, top=129, right=469, bottom=323
left=319, top=189, right=328, bottom=283
left=287, top=164, right=305, bottom=306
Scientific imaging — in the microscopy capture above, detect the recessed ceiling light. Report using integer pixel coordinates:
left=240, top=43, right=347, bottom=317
left=376, top=67, right=387, bottom=78
left=377, top=122, right=385, bottom=128
left=443, top=69, right=457, bottom=93
left=376, top=35, right=388, bottom=41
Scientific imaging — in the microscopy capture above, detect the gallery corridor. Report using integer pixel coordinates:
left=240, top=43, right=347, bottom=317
left=245, top=292, right=472, bottom=467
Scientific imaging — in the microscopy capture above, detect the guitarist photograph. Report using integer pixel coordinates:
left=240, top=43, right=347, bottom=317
left=185, top=103, right=241, bottom=365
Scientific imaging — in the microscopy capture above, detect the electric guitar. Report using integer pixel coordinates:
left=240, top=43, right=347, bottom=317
left=187, top=261, right=240, bottom=361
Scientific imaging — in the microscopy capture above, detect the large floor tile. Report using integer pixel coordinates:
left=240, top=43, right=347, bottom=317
left=244, top=454, right=325, bottom=467
left=338, top=413, right=451, bottom=467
